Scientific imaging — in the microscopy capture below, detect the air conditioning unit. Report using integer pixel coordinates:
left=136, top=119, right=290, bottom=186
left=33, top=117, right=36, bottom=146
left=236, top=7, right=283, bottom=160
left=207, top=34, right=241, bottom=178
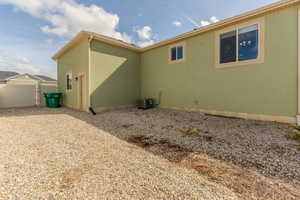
left=138, top=98, right=155, bottom=110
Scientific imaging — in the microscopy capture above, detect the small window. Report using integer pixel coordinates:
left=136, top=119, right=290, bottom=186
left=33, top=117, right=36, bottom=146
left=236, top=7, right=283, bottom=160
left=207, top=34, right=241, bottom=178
left=170, top=44, right=185, bottom=63
left=216, top=18, right=264, bottom=68
left=66, top=72, right=72, bottom=90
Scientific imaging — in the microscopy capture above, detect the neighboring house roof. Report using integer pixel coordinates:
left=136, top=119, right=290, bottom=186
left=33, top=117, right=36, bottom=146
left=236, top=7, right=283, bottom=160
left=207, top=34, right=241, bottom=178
left=0, top=71, right=19, bottom=81
left=35, top=75, right=56, bottom=82
left=52, top=0, right=300, bottom=60
left=0, top=71, right=56, bottom=83
left=6, top=73, right=41, bottom=81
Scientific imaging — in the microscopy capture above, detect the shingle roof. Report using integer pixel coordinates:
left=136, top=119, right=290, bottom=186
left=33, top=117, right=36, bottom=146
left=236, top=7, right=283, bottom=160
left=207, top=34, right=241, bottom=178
left=35, top=75, right=56, bottom=82
left=0, top=71, right=19, bottom=81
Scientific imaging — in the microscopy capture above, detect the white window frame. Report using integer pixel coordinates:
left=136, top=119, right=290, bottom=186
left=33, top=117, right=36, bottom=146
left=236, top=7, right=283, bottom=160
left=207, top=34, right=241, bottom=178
left=66, top=72, right=73, bottom=91
left=169, top=42, right=186, bottom=64
left=215, top=18, right=265, bottom=68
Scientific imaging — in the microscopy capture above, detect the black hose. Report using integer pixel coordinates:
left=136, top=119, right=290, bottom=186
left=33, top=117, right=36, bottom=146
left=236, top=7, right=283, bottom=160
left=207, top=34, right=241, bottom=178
left=89, top=107, right=97, bottom=115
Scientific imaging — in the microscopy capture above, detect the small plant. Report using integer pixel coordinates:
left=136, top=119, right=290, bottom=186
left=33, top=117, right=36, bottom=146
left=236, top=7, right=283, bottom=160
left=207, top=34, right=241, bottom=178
left=254, top=122, right=262, bottom=126
left=294, top=126, right=300, bottom=132
left=287, top=131, right=300, bottom=141
left=287, top=128, right=300, bottom=150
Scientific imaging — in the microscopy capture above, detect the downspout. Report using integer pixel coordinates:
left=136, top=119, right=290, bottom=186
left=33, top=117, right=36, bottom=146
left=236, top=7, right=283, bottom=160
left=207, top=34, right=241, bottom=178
left=88, top=35, right=94, bottom=113
left=297, top=6, right=300, bottom=125
left=35, top=80, right=40, bottom=106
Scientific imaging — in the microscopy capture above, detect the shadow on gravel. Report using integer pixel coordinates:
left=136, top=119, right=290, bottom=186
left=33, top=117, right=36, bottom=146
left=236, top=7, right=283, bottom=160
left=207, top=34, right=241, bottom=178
left=2, top=107, right=300, bottom=200
left=126, top=134, right=300, bottom=200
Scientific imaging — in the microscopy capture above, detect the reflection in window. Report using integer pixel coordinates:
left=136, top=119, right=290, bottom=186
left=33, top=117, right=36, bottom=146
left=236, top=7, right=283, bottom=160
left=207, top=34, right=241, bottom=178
left=219, top=24, right=259, bottom=64
left=238, top=24, right=258, bottom=61
left=220, top=31, right=237, bottom=64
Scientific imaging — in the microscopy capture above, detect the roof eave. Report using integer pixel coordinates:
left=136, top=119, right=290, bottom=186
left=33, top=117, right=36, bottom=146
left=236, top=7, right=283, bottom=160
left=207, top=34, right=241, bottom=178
left=52, top=31, right=142, bottom=60
left=52, top=31, right=87, bottom=60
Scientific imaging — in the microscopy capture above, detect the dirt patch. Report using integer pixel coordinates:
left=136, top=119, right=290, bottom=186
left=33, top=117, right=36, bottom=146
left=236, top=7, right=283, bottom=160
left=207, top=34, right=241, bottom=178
left=180, top=154, right=300, bottom=200
left=127, top=135, right=154, bottom=147
left=59, top=167, right=95, bottom=190
left=128, top=135, right=300, bottom=200
left=287, top=128, right=300, bottom=149
left=287, top=129, right=300, bottom=142
left=128, top=135, right=190, bottom=162
left=180, top=127, right=202, bottom=136
left=121, top=124, right=134, bottom=129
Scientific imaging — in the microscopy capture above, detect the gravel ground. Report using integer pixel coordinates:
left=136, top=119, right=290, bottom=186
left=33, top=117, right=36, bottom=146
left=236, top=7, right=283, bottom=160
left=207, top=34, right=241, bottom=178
left=0, top=107, right=238, bottom=200
left=0, top=107, right=299, bottom=199
left=95, top=108, right=300, bottom=184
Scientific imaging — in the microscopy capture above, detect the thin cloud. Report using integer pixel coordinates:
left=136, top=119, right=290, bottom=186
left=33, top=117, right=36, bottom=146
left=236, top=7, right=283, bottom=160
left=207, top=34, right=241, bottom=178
left=200, top=20, right=210, bottom=27
left=0, top=50, right=40, bottom=74
left=0, top=0, right=132, bottom=42
left=186, top=15, right=220, bottom=27
left=172, top=20, right=182, bottom=27
left=200, top=16, right=220, bottom=27
left=210, top=16, right=219, bottom=23
left=185, top=16, right=200, bottom=27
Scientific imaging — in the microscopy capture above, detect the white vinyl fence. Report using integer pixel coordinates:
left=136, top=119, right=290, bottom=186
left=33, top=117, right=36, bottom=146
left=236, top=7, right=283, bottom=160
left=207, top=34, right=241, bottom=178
left=0, top=83, right=57, bottom=108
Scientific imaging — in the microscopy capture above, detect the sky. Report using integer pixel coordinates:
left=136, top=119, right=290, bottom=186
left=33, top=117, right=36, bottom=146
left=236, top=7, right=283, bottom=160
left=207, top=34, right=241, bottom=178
left=0, top=0, right=280, bottom=78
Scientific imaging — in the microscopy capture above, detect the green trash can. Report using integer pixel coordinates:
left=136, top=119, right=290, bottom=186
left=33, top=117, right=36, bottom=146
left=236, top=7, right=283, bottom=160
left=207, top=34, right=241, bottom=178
left=44, top=93, right=62, bottom=108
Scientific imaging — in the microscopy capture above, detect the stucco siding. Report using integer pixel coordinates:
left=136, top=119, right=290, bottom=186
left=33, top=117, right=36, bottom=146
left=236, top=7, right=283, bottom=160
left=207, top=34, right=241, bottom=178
left=90, top=40, right=140, bottom=108
left=141, top=6, right=298, bottom=117
left=57, top=39, right=89, bottom=109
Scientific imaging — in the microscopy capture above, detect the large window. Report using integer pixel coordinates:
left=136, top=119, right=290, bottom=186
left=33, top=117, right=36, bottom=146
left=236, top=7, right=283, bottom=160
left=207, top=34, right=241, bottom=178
left=66, top=72, right=72, bottom=90
left=217, top=19, right=264, bottom=68
left=169, top=43, right=185, bottom=63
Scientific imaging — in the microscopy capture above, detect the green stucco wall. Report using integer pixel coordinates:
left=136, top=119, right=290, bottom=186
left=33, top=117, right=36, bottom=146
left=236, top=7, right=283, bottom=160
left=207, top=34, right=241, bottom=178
left=141, top=6, right=298, bottom=117
left=56, top=5, right=298, bottom=118
left=90, top=40, right=140, bottom=108
left=57, top=39, right=89, bottom=109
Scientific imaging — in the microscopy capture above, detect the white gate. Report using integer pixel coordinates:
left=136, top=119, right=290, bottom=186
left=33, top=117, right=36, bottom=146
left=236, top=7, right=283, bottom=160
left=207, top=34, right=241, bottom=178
left=0, top=84, right=37, bottom=108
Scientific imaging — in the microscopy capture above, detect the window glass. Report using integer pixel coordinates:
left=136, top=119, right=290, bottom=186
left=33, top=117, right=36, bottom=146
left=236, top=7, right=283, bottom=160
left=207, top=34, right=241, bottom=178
left=220, top=31, right=237, bottom=64
left=171, top=47, right=177, bottom=61
left=177, top=46, right=183, bottom=60
left=170, top=45, right=184, bottom=62
left=238, top=24, right=258, bottom=61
